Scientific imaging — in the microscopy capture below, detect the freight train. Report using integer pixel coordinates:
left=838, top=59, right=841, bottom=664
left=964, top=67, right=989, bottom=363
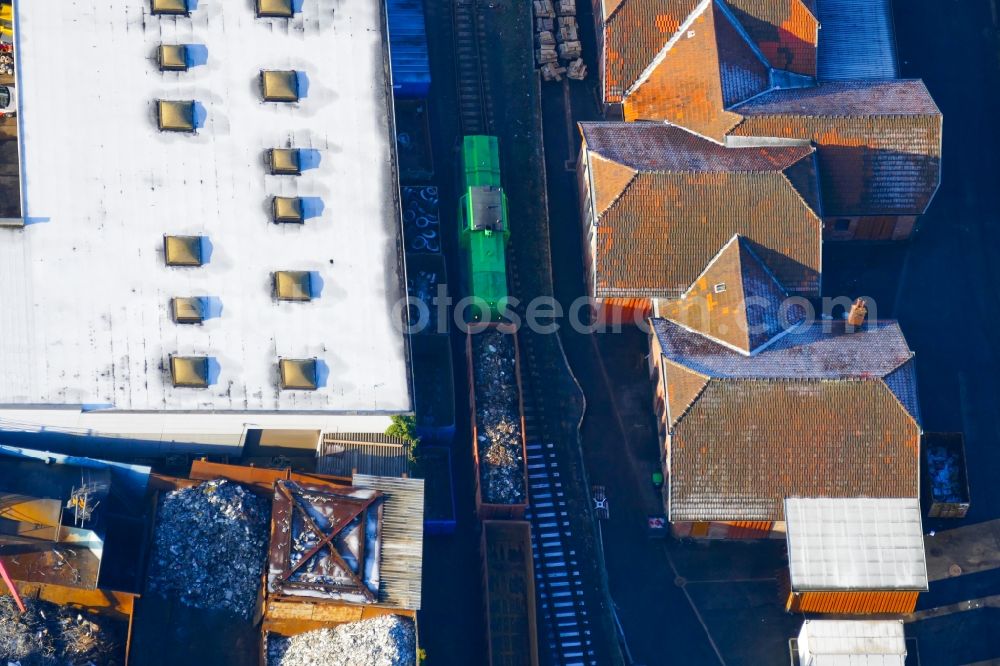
left=458, top=135, right=510, bottom=322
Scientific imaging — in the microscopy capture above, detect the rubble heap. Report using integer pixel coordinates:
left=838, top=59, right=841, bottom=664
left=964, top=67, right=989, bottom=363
left=472, top=329, right=526, bottom=505
left=0, top=596, right=125, bottom=665
left=533, top=0, right=586, bottom=81
left=267, top=615, right=417, bottom=666
left=148, top=479, right=270, bottom=619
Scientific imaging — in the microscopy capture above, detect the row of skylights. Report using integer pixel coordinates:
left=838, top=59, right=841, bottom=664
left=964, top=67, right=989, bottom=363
left=152, top=0, right=299, bottom=19
left=169, top=356, right=319, bottom=390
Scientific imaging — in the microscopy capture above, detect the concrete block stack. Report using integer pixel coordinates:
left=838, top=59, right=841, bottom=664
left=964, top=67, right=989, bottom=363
left=533, top=0, right=586, bottom=81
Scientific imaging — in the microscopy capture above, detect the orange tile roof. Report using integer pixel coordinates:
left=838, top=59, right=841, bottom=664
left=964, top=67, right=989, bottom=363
left=725, top=0, right=818, bottom=75
left=580, top=122, right=822, bottom=298
left=730, top=81, right=943, bottom=215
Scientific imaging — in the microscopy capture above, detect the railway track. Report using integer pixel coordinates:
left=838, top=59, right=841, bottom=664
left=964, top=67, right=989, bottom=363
left=452, top=0, right=493, bottom=134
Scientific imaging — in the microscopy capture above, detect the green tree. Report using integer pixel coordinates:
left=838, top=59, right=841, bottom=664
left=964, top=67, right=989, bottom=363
left=386, top=414, right=421, bottom=472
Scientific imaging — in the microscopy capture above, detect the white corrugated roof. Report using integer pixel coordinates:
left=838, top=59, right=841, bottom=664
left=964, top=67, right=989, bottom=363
left=0, top=0, right=409, bottom=431
left=785, top=498, right=928, bottom=591
left=798, top=619, right=906, bottom=666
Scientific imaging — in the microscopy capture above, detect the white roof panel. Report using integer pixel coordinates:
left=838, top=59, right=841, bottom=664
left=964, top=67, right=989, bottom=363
left=1, top=0, right=409, bottom=420
left=798, top=619, right=906, bottom=666
left=785, top=498, right=928, bottom=591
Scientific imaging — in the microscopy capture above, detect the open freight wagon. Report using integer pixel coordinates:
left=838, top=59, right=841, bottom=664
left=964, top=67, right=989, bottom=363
left=467, top=323, right=530, bottom=520
left=481, top=521, right=540, bottom=666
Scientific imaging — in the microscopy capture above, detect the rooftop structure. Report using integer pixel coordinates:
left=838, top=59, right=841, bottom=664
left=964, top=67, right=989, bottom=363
left=578, top=122, right=822, bottom=300
left=797, top=619, right=907, bottom=666
left=0, top=0, right=410, bottom=445
left=651, top=317, right=921, bottom=523
left=785, top=498, right=928, bottom=593
left=317, top=432, right=411, bottom=478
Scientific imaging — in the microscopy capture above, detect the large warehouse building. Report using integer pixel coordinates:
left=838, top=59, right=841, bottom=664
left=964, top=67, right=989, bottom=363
left=0, top=0, right=411, bottom=447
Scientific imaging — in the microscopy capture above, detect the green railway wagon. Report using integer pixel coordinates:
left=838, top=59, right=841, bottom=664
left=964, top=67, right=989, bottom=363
left=459, top=135, right=510, bottom=322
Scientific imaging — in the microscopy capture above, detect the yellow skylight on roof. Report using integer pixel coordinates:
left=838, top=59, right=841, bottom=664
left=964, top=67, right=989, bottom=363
left=269, top=148, right=301, bottom=175
left=274, top=271, right=312, bottom=301
left=272, top=196, right=303, bottom=223
left=172, top=297, right=204, bottom=323
left=279, top=358, right=318, bottom=390
left=170, top=355, right=209, bottom=388
left=157, top=100, right=195, bottom=132
left=261, top=70, right=300, bottom=102
left=257, top=0, right=294, bottom=18
left=164, top=235, right=203, bottom=266
left=158, top=45, right=189, bottom=71
left=151, top=0, right=189, bottom=15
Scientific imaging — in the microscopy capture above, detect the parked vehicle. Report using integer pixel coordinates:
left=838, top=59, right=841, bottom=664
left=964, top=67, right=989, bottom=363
left=592, top=485, right=609, bottom=520
left=646, top=515, right=667, bottom=539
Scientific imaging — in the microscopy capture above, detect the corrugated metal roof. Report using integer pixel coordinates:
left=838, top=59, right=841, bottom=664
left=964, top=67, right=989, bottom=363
left=798, top=619, right=906, bottom=665
left=318, top=433, right=410, bottom=478
left=817, top=0, right=898, bottom=80
left=386, top=0, right=431, bottom=98
left=353, top=474, right=424, bottom=611
left=785, top=498, right=928, bottom=592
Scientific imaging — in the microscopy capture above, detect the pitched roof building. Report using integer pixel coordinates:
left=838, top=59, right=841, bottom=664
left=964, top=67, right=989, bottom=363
left=578, top=122, right=822, bottom=303
left=650, top=315, right=921, bottom=529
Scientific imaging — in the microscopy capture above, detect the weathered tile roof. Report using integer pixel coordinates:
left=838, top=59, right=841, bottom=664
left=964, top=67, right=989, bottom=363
left=653, top=317, right=921, bottom=521
left=730, top=81, right=942, bottom=216
left=725, top=0, right=818, bottom=75
left=660, top=235, right=806, bottom=354
left=581, top=122, right=822, bottom=298
left=620, top=1, right=772, bottom=140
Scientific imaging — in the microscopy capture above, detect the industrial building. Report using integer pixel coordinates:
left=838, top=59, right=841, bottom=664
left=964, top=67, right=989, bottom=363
left=0, top=0, right=411, bottom=447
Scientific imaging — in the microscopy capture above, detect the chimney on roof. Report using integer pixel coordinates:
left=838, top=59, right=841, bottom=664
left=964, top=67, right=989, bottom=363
left=847, top=298, right=868, bottom=327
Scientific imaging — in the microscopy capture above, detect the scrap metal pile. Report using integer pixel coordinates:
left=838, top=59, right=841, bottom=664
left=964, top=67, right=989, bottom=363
left=927, top=445, right=965, bottom=502
left=0, top=596, right=125, bottom=665
left=401, top=186, right=440, bottom=254
left=267, top=616, right=416, bottom=666
left=147, top=479, right=270, bottom=618
left=472, top=329, right=526, bottom=505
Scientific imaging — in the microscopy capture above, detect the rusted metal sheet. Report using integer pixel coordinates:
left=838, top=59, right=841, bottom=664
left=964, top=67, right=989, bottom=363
left=786, top=590, right=920, bottom=615
left=481, top=521, right=539, bottom=666
left=467, top=324, right=530, bottom=521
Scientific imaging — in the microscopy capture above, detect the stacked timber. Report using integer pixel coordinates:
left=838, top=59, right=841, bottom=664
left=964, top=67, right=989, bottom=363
left=533, top=0, right=585, bottom=80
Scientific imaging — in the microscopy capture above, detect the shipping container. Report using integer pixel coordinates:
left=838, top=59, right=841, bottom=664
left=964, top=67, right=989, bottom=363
left=481, top=521, right=540, bottom=666
left=386, top=0, right=431, bottom=99
left=422, top=446, right=457, bottom=535
left=923, top=432, right=971, bottom=519
left=467, top=324, right=529, bottom=520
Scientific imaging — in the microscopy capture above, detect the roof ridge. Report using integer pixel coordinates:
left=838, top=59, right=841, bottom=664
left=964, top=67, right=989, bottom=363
left=777, top=164, right=823, bottom=223
left=595, top=168, right=641, bottom=220
left=668, top=371, right=713, bottom=431
left=625, top=0, right=713, bottom=97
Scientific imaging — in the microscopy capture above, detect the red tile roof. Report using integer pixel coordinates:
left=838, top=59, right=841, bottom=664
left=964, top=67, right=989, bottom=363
left=725, top=0, right=818, bottom=76
left=730, top=81, right=943, bottom=215
left=581, top=122, right=822, bottom=298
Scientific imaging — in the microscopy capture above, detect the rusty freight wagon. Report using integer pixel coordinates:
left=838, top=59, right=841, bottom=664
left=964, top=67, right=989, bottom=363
left=482, top=521, right=539, bottom=666
left=467, top=323, right=530, bottom=519
left=923, top=432, right=971, bottom=519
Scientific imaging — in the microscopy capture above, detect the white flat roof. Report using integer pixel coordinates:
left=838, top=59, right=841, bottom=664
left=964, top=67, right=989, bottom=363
left=785, top=498, right=928, bottom=592
left=1, top=0, right=409, bottom=422
left=798, top=620, right=906, bottom=666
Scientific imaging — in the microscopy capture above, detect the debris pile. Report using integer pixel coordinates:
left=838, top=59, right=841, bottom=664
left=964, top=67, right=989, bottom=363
left=0, top=596, right=125, bottom=665
left=927, top=445, right=966, bottom=503
left=267, top=615, right=417, bottom=666
left=533, top=0, right=586, bottom=80
left=472, top=329, right=526, bottom=504
left=148, top=479, right=270, bottom=619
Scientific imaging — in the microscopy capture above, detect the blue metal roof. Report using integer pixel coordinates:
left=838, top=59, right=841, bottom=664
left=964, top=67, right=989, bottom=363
left=387, top=0, right=431, bottom=98
left=817, top=0, right=899, bottom=80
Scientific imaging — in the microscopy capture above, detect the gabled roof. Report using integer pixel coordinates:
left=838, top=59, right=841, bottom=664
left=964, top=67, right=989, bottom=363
left=659, top=235, right=805, bottom=354
left=622, top=0, right=773, bottom=140
left=653, top=317, right=921, bottom=521
left=580, top=122, right=822, bottom=298
left=724, top=0, right=818, bottom=76
left=798, top=620, right=907, bottom=666
left=730, top=80, right=943, bottom=216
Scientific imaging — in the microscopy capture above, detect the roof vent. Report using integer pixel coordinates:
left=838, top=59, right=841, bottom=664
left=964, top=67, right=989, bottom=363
left=269, top=149, right=301, bottom=175
left=261, top=70, right=300, bottom=102
left=273, top=271, right=313, bottom=301
left=158, top=45, right=189, bottom=71
left=279, top=358, right=319, bottom=390
left=170, top=355, right=209, bottom=388
left=171, top=297, right=204, bottom=323
left=157, top=100, right=195, bottom=132
left=713, top=282, right=727, bottom=294
left=151, top=0, right=190, bottom=15
left=164, top=235, right=204, bottom=266
left=256, top=0, right=295, bottom=18
left=272, top=196, right=304, bottom=223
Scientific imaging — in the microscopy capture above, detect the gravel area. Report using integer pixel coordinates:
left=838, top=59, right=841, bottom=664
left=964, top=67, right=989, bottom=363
left=267, top=615, right=417, bottom=666
left=0, top=596, right=125, bottom=665
left=147, top=479, right=270, bottom=618
left=472, top=329, right=526, bottom=504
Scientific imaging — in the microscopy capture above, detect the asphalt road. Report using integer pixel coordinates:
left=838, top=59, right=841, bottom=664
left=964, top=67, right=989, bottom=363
left=537, top=0, right=1000, bottom=664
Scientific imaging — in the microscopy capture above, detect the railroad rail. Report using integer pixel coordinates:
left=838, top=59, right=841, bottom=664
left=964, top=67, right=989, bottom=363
left=452, top=0, right=493, bottom=135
